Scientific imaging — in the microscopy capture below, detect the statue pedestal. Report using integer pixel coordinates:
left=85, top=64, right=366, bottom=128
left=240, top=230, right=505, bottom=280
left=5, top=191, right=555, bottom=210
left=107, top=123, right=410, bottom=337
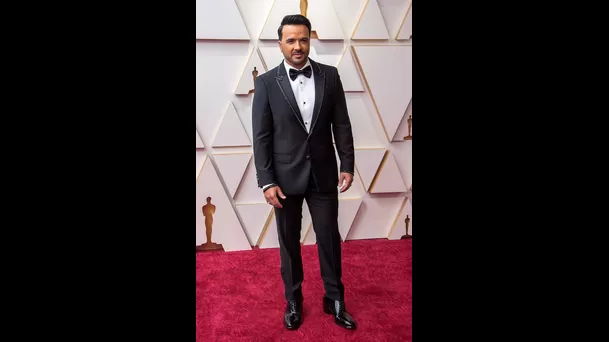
left=196, top=242, right=224, bottom=252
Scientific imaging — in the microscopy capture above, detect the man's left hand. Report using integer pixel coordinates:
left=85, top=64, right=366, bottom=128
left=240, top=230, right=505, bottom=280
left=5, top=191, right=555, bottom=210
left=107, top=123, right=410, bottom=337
left=338, top=172, right=353, bottom=193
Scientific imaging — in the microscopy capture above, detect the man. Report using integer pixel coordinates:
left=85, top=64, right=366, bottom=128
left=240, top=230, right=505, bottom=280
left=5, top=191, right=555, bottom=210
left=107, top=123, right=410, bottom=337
left=252, top=14, right=357, bottom=330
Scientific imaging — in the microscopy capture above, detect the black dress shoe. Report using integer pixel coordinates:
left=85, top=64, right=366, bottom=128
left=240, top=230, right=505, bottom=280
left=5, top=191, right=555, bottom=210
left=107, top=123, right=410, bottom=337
left=284, top=299, right=303, bottom=330
left=323, top=295, right=357, bottom=329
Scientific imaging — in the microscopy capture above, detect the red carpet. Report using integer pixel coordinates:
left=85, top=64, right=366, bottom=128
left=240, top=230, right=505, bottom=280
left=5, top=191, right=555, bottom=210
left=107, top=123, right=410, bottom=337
left=196, top=238, right=412, bottom=341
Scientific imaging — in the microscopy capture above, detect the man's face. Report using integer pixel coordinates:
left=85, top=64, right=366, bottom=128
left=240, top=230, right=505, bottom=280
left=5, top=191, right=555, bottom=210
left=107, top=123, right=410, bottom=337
left=279, top=24, right=310, bottom=68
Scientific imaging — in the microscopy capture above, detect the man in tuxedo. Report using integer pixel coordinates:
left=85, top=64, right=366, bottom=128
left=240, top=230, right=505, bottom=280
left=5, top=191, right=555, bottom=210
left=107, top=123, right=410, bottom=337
left=252, top=14, right=357, bottom=330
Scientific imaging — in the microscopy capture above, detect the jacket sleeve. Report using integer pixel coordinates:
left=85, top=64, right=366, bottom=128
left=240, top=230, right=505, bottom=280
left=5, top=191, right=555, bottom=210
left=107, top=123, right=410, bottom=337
left=251, top=76, right=277, bottom=188
left=331, top=67, right=355, bottom=174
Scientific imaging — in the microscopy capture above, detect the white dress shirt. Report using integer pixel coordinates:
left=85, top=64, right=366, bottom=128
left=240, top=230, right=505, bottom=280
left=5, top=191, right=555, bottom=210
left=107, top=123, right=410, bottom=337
left=263, top=59, right=316, bottom=192
left=284, top=59, right=315, bottom=134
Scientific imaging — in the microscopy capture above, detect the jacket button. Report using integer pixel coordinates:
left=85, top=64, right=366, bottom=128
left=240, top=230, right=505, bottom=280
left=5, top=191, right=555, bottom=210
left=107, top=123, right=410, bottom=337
left=306, top=155, right=310, bottom=160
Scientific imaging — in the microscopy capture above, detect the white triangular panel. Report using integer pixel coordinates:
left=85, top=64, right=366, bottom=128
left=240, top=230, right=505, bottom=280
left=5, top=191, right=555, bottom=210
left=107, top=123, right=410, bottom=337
left=258, top=47, right=283, bottom=71
left=388, top=139, right=412, bottom=190
left=213, top=153, right=252, bottom=198
left=196, top=0, right=250, bottom=40
left=334, top=147, right=366, bottom=199
left=351, top=0, right=389, bottom=40
left=307, top=0, right=344, bottom=40
left=345, top=96, right=385, bottom=149
left=396, top=4, right=412, bottom=40
left=346, top=193, right=405, bottom=240
left=337, top=48, right=364, bottom=92
left=237, top=203, right=273, bottom=246
left=196, top=150, right=206, bottom=180
left=387, top=197, right=412, bottom=239
left=259, top=0, right=301, bottom=40
left=378, top=0, right=411, bottom=38
left=370, top=152, right=407, bottom=193
left=338, top=198, right=363, bottom=240
left=196, top=129, right=204, bottom=148
left=196, top=159, right=251, bottom=251
left=392, top=99, right=412, bottom=141
left=308, top=40, right=342, bottom=66
left=353, top=45, right=411, bottom=141
left=235, top=48, right=268, bottom=95
left=212, top=102, right=251, bottom=147
left=354, top=149, right=386, bottom=191
left=331, top=0, right=367, bottom=36
left=259, top=212, right=281, bottom=248
left=234, top=158, right=267, bottom=204
left=235, top=0, right=275, bottom=40
left=302, top=223, right=316, bottom=245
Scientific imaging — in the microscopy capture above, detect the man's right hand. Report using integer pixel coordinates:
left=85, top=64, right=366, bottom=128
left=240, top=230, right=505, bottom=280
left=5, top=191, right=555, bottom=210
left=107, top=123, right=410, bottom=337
left=264, top=186, right=286, bottom=208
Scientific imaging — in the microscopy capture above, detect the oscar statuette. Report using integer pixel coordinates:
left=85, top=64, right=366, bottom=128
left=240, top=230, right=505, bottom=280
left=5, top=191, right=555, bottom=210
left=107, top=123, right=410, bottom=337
left=401, top=215, right=412, bottom=239
left=196, top=197, right=224, bottom=251
left=404, top=115, right=412, bottom=140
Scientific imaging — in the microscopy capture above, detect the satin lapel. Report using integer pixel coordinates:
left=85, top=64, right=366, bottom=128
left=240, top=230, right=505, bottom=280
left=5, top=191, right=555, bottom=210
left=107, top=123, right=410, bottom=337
left=310, top=59, right=325, bottom=134
left=275, top=63, right=307, bottom=132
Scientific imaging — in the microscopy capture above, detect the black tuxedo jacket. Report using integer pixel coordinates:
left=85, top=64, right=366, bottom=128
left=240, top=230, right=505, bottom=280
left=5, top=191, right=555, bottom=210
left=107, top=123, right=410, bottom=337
left=252, top=59, right=355, bottom=195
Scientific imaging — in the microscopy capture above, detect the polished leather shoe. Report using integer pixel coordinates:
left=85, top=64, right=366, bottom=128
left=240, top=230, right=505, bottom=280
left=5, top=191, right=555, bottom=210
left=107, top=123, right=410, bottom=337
left=323, top=295, right=357, bottom=329
left=284, top=299, right=303, bottom=330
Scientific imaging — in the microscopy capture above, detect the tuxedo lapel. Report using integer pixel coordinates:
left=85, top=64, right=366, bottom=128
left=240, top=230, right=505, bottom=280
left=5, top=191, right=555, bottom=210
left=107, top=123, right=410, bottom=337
left=309, top=59, right=325, bottom=134
left=275, top=63, right=307, bottom=132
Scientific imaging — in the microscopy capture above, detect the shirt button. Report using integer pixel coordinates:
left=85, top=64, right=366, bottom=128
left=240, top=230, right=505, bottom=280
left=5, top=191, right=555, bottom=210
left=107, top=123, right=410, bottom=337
left=304, top=102, right=306, bottom=104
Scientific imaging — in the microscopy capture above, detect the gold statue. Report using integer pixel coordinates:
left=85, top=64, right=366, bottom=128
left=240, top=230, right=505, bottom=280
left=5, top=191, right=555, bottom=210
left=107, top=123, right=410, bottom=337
left=300, top=0, right=308, bottom=17
left=251, top=66, right=259, bottom=93
left=299, top=0, right=318, bottom=38
left=197, top=197, right=224, bottom=251
left=401, top=215, right=412, bottom=239
left=405, top=115, right=412, bottom=140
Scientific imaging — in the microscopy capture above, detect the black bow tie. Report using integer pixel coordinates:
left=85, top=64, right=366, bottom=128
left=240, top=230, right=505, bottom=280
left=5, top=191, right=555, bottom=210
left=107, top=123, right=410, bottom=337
left=289, top=65, right=312, bottom=81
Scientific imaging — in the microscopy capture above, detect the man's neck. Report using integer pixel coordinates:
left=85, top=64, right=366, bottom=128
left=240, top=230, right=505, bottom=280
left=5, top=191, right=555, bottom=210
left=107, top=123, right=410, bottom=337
left=285, top=58, right=309, bottom=70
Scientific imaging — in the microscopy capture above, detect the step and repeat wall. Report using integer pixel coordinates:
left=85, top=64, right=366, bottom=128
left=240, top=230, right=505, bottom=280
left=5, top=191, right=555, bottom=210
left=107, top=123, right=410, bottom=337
left=196, top=0, right=412, bottom=252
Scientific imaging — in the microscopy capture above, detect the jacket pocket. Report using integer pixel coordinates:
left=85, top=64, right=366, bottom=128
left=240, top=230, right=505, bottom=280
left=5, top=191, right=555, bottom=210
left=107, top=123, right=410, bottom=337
left=273, top=153, right=291, bottom=164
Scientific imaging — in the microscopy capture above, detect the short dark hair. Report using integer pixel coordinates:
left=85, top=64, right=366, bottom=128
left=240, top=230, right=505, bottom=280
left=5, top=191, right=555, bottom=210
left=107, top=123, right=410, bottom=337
left=277, top=14, right=311, bottom=40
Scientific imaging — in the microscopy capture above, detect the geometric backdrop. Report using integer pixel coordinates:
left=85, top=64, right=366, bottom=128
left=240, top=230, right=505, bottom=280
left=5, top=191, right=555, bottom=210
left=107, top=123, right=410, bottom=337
left=196, top=0, right=412, bottom=252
